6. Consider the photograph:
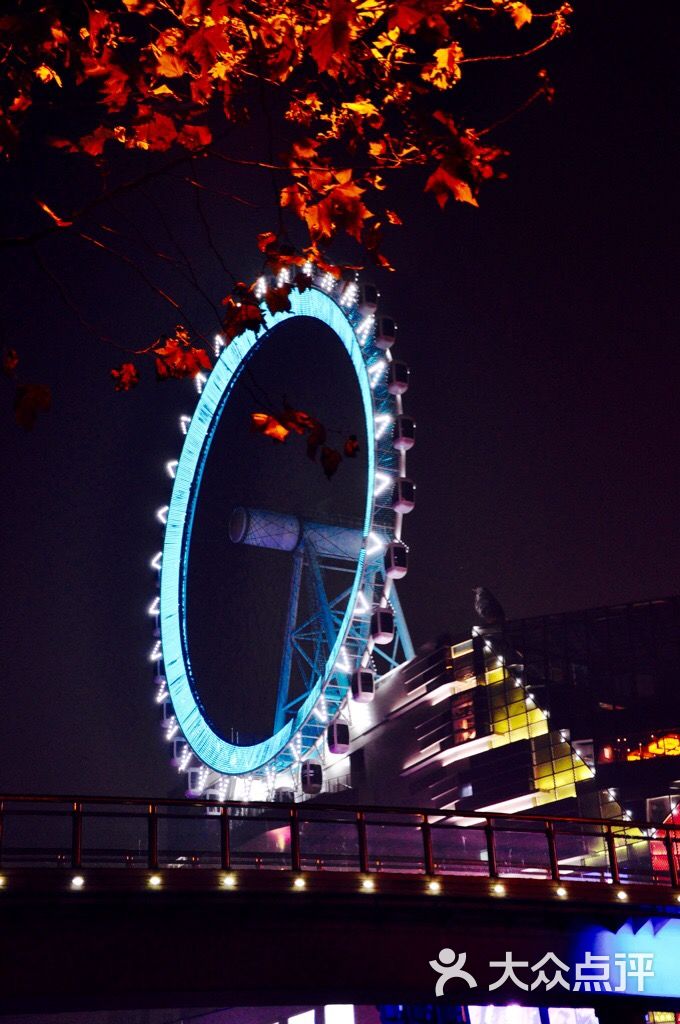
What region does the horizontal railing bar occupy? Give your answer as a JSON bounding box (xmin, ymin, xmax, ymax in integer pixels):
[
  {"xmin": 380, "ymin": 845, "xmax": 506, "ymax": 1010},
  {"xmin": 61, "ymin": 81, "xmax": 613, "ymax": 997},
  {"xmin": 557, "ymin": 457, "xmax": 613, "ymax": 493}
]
[{"xmin": 0, "ymin": 793, "xmax": 676, "ymax": 836}]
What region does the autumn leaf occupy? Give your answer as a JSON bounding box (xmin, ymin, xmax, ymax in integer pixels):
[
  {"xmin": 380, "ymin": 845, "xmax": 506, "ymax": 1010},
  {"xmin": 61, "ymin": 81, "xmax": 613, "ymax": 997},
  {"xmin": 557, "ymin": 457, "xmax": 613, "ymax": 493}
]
[
  {"xmin": 264, "ymin": 285, "xmax": 292, "ymax": 315},
  {"xmin": 309, "ymin": 0, "xmax": 358, "ymax": 73},
  {"xmin": 386, "ymin": 209, "xmax": 403, "ymax": 225},
  {"xmin": 257, "ymin": 231, "xmax": 278, "ymax": 253},
  {"xmin": 154, "ymin": 328, "xmax": 212, "ymax": 380},
  {"xmin": 342, "ymin": 99, "xmax": 381, "ymax": 118},
  {"xmin": 508, "ymin": 2, "xmax": 533, "ymax": 29},
  {"xmin": 2, "ymin": 347, "xmax": 19, "ymax": 376},
  {"xmin": 110, "ymin": 362, "xmax": 140, "ymax": 391},
  {"xmin": 132, "ymin": 112, "xmax": 177, "ymax": 151},
  {"xmin": 320, "ymin": 445, "xmax": 342, "ymax": 479},
  {"xmin": 251, "ymin": 412, "xmax": 290, "ymax": 443},
  {"xmin": 35, "ymin": 64, "xmax": 62, "ymax": 87},
  {"xmin": 14, "ymin": 383, "xmax": 52, "ymax": 430},
  {"xmin": 280, "ymin": 402, "xmax": 316, "ymax": 435},
  {"xmin": 422, "ymin": 44, "xmax": 463, "ymax": 90},
  {"xmin": 306, "ymin": 419, "xmax": 327, "ymax": 460},
  {"xmin": 222, "ymin": 288, "xmax": 265, "ymax": 341},
  {"xmin": 425, "ymin": 163, "xmax": 478, "ymax": 208},
  {"xmin": 343, "ymin": 434, "xmax": 359, "ymax": 457}
]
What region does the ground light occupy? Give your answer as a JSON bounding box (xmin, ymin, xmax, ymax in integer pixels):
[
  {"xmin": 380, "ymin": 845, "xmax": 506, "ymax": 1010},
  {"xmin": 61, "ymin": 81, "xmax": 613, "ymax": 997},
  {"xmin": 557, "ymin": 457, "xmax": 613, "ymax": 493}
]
[
  {"xmin": 293, "ymin": 876, "xmax": 306, "ymax": 890},
  {"xmin": 617, "ymin": 889, "xmax": 628, "ymax": 900},
  {"xmin": 428, "ymin": 879, "xmax": 441, "ymax": 894},
  {"xmin": 361, "ymin": 877, "xmax": 375, "ymax": 891},
  {"xmin": 493, "ymin": 882, "xmax": 506, "ymax": 896},
  {"xmin": 556, "ymin": 886, "xmax": 568, "ymax": 898},
  {"xmin": 221, "ymin": 874, "xmax": 237, "ymax": 888},
  {"xmin": 71, "ymin": 875, "xmax": 84, "ymax": 889},
  {"xmin": 148, "ymin": 874, "xmax": 162, "ymax": 888}
]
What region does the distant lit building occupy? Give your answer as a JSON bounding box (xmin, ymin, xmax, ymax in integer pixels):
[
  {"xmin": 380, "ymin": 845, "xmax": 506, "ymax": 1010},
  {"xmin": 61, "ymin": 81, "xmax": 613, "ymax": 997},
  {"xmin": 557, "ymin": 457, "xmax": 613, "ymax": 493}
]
[{"xmin": 322, "ymin": 595, "xmax": 680, "ymax": 826}]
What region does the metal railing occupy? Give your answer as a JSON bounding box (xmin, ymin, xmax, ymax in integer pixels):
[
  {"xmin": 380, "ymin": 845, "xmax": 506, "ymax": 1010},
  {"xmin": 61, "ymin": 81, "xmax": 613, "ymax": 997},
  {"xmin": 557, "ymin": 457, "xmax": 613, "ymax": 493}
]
[{"xmin": 0, "ymin": 793, "xmax": 678, "ymax": 889}]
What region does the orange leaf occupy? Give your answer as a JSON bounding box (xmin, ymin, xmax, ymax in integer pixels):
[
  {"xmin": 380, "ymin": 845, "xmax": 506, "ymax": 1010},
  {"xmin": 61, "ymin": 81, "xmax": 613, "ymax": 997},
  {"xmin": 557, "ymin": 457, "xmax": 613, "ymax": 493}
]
[
  {"xmin": 251, "ymin": 412, "xmax": 289, "ymax": 443},
  {"xmin": 508, "ymin": 2, "xmax": 532, "ymax": 28},
  {"xmin": 425, "ymin": 164, "xmax": 478, "ymax": 208},
  {"xmin": 257, "ymin": 231, "xmax": 278, "ymax": 253},
  {"xmin": 154, "ymin": 331, "xmax": 212, "ymax": 380}
]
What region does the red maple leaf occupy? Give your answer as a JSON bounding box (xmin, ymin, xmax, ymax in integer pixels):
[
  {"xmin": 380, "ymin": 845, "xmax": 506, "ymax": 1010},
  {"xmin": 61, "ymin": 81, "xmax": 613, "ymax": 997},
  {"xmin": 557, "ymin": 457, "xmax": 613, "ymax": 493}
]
[
  {"xmin": 264, "ymin": 285, "xmax": 292, "ymax": 315},
  {"xmin": 320, "ymin": 445, "xmax": 342, "ymax": 479},
  {"xmin": 343, "ymin": 434, "xmax": 359, "ymax": 457},
  {"xmin": 110, "ymin": 362, "xmax": 140, "ymax": 391},
  {"xmin": 222, "ymin": 289, "xmax": 265, "ymax": 341},
  {"xmin": 154, "ymin": 331, "xmax": 211, "ymax": 380}
]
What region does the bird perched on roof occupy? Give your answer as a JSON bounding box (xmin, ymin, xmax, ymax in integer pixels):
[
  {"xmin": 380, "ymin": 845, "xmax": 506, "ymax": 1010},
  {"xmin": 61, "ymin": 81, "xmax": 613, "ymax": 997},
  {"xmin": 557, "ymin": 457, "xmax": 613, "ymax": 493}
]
[{"xmin": 473, "ymin": 587, "xmax": 506, "ymax": 627}]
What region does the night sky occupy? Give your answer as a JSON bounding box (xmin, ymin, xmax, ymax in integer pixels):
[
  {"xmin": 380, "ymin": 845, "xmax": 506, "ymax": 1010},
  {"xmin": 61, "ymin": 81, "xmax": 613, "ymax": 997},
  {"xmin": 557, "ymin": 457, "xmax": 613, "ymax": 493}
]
[{"xmin": 1, "ymin": 3, "xmax": 678, "ymax": 797}]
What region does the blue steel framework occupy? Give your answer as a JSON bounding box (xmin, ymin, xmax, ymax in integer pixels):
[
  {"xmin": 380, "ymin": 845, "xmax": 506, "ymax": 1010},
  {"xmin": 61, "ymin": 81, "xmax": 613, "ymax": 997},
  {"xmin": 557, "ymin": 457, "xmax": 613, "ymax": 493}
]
[{"xmin": 154, "ymin": 279, "xmax": 413, "ymax": 786}]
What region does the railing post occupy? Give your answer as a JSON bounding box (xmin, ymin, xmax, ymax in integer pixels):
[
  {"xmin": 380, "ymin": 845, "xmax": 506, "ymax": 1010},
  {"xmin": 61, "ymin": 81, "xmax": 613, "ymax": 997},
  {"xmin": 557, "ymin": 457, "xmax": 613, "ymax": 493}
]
[
  {"xmin": 220, "ymin": 806, "xmax": 231, "ymax": 870},
  {"xmin": 545, "ymin": 820, "xmax": 560, "ymax": 882},
  {"xmin": 664, "ymin": 829, "xmax": 679, "ymax": 889},
  {"xmin": 289, "ymin": 806, "xmax": 301, "ymax": 872},
  {"xmin": 485, "ymin": 819, "xmax": 498, "ymax": 879},
  {"xmin": 421, "ymin": 814, "xmax": 435, "ymax": 875},
  {"xmin": 148, "ymin": 803, "xmax": 159, "ymax": 870},
  {"xmin": 0, "ymin": 800, "xmax": 4, "ymax": 867},
  {"xmin": 356, "ymin": 810, "xmax": 369, "ymax": 873},
  {"xmin": 71, "ymin": 801, "xmax": 83, "ymax": 869},
  {"xmin": 605, "ymin": 824, "xmax": 620, "ymax": 885}
]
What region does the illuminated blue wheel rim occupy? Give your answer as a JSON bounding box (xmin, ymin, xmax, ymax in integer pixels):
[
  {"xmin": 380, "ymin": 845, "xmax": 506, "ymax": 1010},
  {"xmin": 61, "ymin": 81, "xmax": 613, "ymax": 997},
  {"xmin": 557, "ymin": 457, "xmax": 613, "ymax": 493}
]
[{"xmin": 160, "ymin": 286, "xmax": 380, "ymax": 775}]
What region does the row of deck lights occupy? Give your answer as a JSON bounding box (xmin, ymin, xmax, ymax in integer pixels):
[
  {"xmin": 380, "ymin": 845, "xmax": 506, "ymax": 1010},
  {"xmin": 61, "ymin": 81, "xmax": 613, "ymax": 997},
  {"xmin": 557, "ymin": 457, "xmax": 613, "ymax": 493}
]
[{"xmin": 1, "ymin": 873, "xmax": 672, "ymax": 905}]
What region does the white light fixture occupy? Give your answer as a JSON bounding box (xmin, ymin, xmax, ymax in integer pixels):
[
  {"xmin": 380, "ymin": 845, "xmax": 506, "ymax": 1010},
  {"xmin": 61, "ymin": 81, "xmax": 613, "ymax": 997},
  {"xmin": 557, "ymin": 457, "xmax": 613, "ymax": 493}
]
[
  {"xmin": 365, "ymin": 531, "xmax": 385, "ymax": 557},
  {"xmin": 374, "ymin": 470, "xmax": 392, "ymax": 497},
  {"xmin": 150, "ymin": 551, "xmax": 162, "ymax": 571},
  {"xmin": 221, "ymin": 874, "xmax": 237, "ymax": 888},
  {"xmin": 616, "ymin": 889, "xmax": 628, "ymax": 901},
  {"xmin": 149, "ymin": 640, "xmax": 162, "ymax": 663},
  {"xmin": 293, "ymin": 875, "xmax": 306, "ymax": 889},
  {"xmin": 147, "ymin": 596, "xmax": 160, "ymax": 617},
  {"xmin": 71, "ymin": 875, "xmax": 85, "ymax": 889},
  {"xmin": 156, "ymin": 506, "xmax": 169, "ymax": 525},
  {"xmin": 148, "ymin": 874, "xmax": 162, "ymax": 888},
  {"xmin": 194, "ymin": 372, "xmax": 207, "ymax": 395},
  {"xmin": 493, "ymin": 882, "xmax": 506, "ymax": 896},
  {"xmin": 179, "ymin": 414, "xmax": 191, "ymax": 434},
  {"xmin": 368, "ymin": 359, "xmax": 386, "ymax": 389},
  {"xmin": 428, "ymin": 879, "xmax": 441, "ymax": 894},
  {"xmin": 556, "ymin": 886, "xmax": 567, "ymax": 898},
  {"xmin": 165, "ymin": 460, "xmax": 178, "ymax": 479},
  {"xmin": 374, "ymin": 413, "xmax": 392, "ymax": 440},
  {"xmin": 361, "ymin": 877, "xmax": 375, "ymax": 891}
]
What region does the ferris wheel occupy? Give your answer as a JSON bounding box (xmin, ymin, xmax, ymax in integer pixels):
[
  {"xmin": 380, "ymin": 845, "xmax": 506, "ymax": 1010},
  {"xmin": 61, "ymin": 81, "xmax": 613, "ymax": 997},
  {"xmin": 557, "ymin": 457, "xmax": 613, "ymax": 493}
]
[{"xmin": 148, "ymin": 267, "xmax": 415, "ymax": 801}]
